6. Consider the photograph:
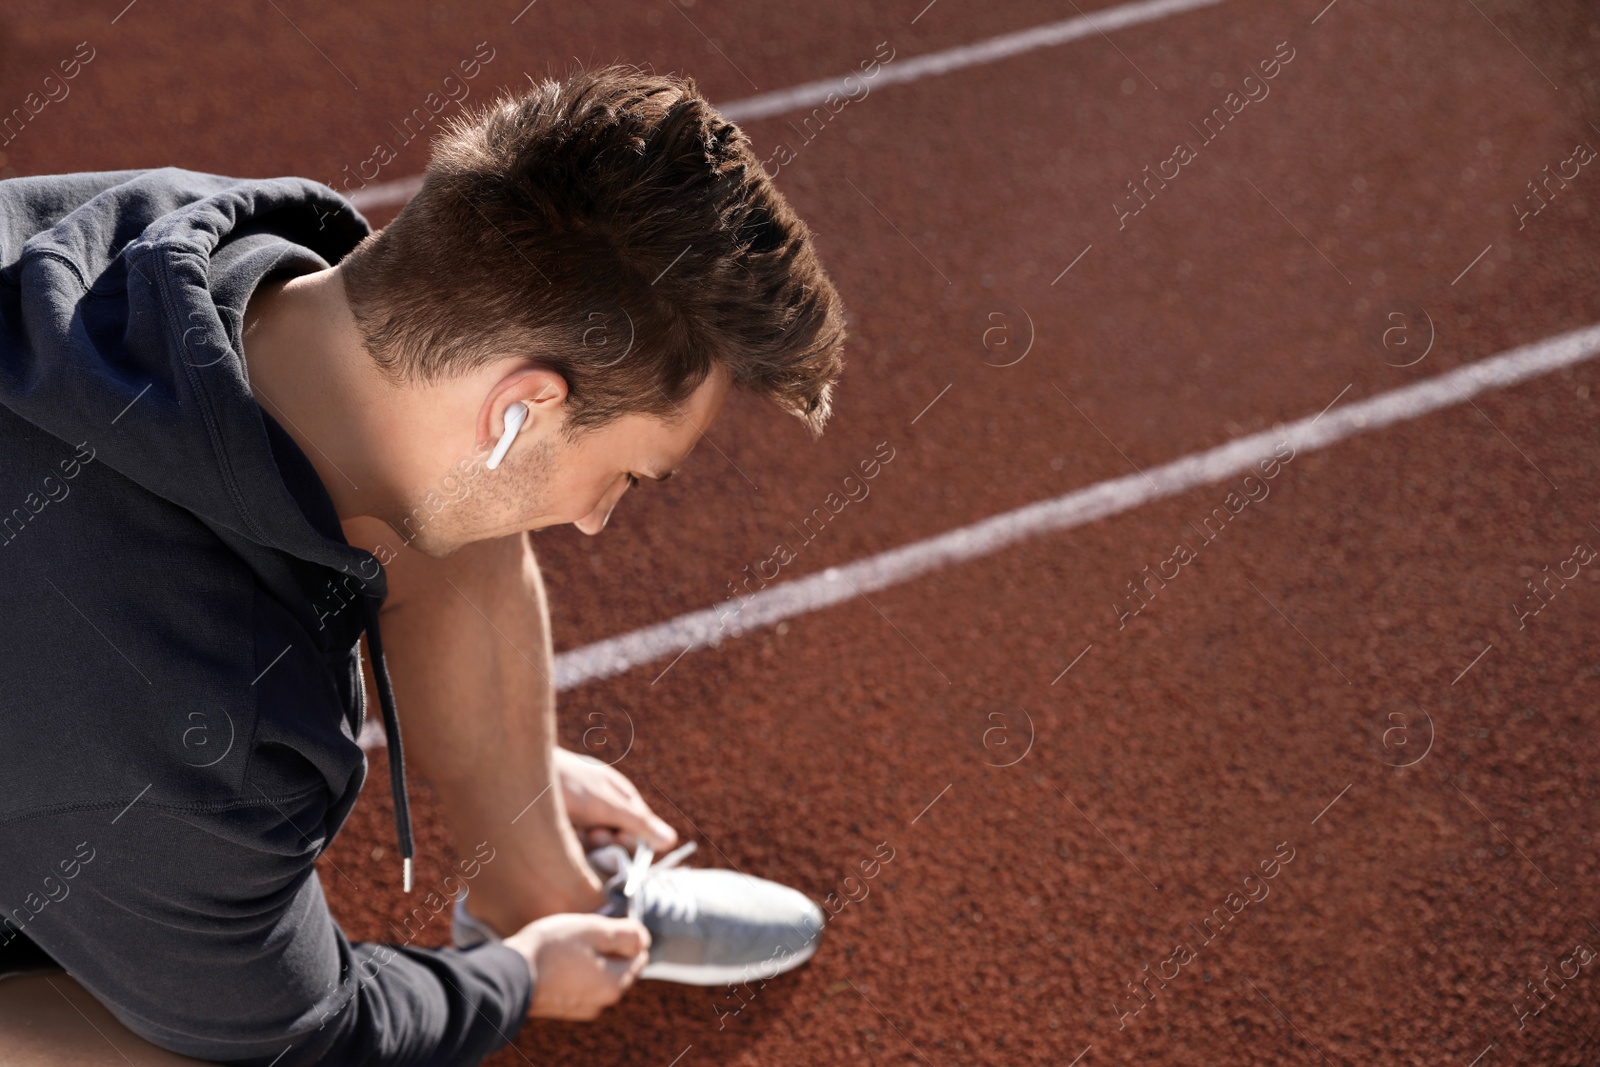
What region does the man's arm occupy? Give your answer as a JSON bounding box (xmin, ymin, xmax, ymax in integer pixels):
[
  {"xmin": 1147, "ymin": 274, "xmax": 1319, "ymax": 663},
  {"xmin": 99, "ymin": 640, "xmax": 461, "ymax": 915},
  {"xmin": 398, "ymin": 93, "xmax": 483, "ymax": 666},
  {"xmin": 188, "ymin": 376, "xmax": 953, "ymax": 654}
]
[
  {"xmin": 343, "ymin": 519, "xmax": 605, "ymax": 935},
  {"xmin": 2, "ymin": 796, "xmax": 533, "ymax": 1067}
]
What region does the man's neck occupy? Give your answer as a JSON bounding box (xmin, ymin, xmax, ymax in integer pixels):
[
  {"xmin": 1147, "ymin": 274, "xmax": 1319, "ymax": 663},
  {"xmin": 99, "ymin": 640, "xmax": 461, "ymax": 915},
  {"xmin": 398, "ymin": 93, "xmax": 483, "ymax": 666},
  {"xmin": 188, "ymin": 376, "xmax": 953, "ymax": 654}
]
[{"xmin": 241, "ymin": 266, "xmax": 393, "ymax": 524}]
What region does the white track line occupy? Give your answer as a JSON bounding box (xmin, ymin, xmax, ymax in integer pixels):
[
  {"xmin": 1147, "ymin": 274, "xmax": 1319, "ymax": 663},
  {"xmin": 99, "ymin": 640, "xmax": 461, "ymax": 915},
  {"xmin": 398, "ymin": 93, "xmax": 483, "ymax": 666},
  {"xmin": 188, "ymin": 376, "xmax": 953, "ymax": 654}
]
[
  {"xmin": 547, "ymin": 323, "xmax": 1600, "ymax": 692},
  {"xmin": 357, "ymin": 324, "xmax": 1600, "ymax": 750},
  {"xmin": 349, "ymin": 173, "xmax": 423, "ymax": 212},
  {"xmin": 348, "ymin": 0, "xmax": 1229, "ymax": 215},
  {"xmin": 718, "ymin": 0, "xmax": 1228, "ymax": 122}
]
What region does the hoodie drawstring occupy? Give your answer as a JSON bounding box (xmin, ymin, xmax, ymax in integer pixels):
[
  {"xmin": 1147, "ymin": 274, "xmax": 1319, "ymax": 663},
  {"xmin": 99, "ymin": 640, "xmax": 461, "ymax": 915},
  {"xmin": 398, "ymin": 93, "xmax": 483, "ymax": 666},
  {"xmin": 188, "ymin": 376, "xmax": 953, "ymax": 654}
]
[{"xmin": 362, "ymin": 595, "xmax": 415, "ymax": 893}]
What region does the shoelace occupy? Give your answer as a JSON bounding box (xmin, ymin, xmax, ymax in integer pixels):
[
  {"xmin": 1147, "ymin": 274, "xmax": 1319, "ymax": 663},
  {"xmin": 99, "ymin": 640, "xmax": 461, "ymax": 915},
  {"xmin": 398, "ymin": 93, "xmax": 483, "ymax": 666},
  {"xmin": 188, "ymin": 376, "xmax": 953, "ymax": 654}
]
[
  {"xmin": 453, "ymin": 839, "xmax": 705, "ymax": 948},
  {"xmin": 621, "ymin": 840, "xmax": 699, "ymax": 924}
]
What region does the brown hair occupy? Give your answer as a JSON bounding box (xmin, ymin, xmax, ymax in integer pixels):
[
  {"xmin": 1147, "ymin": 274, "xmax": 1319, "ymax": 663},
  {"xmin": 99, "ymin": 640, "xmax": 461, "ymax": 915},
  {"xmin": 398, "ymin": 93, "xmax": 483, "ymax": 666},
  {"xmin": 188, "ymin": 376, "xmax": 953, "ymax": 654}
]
[{"xmin": 339, "ymin": 65, "xmax": 846, "ymax": 438}]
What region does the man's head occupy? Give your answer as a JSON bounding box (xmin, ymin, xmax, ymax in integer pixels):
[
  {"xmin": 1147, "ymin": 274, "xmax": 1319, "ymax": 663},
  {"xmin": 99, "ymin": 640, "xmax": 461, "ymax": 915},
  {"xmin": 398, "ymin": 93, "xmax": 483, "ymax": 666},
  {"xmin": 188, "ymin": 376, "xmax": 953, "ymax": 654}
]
[{"xmin": 336, "ymin": 65, "xmax": 846, "ymax": 554}]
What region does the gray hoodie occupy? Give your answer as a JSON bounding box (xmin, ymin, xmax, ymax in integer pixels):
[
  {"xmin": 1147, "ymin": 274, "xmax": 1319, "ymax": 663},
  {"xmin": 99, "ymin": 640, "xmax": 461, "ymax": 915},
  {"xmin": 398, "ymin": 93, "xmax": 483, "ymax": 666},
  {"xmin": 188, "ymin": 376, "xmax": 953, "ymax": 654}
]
[{"xmin": 0, "ymin": 168, "xmax": 531, "ymax": 1065}]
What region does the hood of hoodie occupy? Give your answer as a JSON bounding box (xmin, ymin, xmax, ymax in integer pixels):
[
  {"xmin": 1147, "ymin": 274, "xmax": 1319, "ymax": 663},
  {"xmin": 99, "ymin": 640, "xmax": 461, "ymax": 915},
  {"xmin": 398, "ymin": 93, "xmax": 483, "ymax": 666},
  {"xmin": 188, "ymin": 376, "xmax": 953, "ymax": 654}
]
[
  {"xmin": 0, "ymin": 167, "xmax": 418, "ymax": 887},
  {"xmin": 0, "ymin": 167, "xmax": 379, "ymax": 583}
]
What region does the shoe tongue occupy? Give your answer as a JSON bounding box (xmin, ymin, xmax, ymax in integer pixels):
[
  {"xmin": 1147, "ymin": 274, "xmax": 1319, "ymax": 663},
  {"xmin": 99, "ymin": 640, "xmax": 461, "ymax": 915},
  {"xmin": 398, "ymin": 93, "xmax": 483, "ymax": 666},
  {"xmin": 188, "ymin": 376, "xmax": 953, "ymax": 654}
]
[
  {"xmin": 585, "ymin": 843, "xmax": 631, "ymax": 878},
  {"xmin": 585, "ymin": 844, "xmax": 635, "ymax": 914}
]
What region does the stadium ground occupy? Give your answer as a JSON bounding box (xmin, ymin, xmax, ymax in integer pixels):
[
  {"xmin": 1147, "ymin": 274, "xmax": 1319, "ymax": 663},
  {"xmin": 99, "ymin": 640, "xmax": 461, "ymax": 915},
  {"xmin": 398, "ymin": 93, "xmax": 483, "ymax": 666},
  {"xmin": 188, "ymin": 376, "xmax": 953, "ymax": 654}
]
[{"xmin": 3, "ymin": 1, "xmax": 1600, "ymax": 1062}]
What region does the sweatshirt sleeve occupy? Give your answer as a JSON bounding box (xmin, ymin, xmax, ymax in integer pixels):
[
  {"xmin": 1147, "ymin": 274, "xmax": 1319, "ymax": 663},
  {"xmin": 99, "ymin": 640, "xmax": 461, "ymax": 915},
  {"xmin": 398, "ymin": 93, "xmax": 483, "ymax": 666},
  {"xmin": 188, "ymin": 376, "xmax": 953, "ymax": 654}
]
[{"xmin": 0, "ymin": 791, "xmax": 533, "ymax": 1067}]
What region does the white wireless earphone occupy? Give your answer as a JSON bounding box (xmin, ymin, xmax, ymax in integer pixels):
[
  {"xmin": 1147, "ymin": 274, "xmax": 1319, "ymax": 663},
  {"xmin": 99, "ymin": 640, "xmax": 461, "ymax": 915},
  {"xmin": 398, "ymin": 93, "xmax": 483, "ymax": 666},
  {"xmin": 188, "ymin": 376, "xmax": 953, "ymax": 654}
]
[{"xmin": 485, "ymin": 401, "xmax": 530, "ymax": 471}]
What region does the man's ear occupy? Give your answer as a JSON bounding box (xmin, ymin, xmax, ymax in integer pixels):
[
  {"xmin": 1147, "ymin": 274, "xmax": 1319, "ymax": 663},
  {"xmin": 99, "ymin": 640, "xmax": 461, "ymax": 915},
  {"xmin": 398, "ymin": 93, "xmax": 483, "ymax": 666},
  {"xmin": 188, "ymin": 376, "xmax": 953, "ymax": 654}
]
[{"xmin": 479, "ymin": 364, "xmax": 569, "ymax": 453}]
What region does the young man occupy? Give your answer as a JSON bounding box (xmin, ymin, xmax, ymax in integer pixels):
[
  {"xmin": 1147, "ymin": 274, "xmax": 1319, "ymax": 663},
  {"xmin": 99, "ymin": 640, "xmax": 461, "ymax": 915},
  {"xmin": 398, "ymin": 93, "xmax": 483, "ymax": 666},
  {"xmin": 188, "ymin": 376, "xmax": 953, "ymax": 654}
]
[{"xmin": 0, "ymin": 66, "xmax": 846, "ymax": 1065}]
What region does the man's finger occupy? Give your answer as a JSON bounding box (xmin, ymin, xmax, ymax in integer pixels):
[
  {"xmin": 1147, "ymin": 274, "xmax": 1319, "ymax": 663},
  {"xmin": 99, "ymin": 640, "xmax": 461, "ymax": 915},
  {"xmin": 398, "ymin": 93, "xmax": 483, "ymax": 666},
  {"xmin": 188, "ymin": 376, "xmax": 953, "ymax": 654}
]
[
  {"xmin": 607, "ymin": 807, "xmax": 677, "ymax": 851},
  {"xmin": 602, "ymin": 952, "xmax": 648, "ymax": 991},
  {"xmin": 642, "ymin": 814, "xmax": 678, "ymax": 850},
  {"xmin": 587, "ymin": 918, "xmax": 651, "ymax": 958}
]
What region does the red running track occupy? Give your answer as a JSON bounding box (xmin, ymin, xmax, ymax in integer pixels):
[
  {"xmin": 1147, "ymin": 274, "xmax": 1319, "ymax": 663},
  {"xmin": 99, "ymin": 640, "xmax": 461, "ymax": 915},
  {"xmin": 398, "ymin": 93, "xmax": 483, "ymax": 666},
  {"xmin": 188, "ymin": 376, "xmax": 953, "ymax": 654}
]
[{"xmin": 4, "ymin": 0, "xmax": 1600, "ymax": 1063}]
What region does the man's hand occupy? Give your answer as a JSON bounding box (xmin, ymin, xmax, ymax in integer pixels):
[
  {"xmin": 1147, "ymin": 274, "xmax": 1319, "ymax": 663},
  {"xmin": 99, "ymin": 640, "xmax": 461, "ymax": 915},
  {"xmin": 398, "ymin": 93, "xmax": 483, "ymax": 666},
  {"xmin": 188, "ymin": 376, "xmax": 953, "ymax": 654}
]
[
  {"xmin": 505, "ymin": 914, "xmax": 652, "ymax": 1021},
  {"xmin": 554, "ymin": 747, "xmax": 679, "ymax": 853}
]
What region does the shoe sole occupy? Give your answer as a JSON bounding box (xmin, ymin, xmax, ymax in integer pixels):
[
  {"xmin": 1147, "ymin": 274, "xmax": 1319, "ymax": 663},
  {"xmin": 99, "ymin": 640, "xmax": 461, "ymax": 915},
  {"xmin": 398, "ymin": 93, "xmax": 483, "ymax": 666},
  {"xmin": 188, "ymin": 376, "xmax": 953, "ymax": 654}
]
[{"xmin": 639, "ymin": 935, "xmax": 821, "ymax": 986}]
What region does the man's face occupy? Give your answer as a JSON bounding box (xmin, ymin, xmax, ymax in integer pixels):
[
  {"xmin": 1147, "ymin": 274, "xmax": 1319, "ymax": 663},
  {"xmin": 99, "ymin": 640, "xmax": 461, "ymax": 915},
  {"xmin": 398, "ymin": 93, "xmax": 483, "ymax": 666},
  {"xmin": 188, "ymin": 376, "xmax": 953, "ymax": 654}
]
[{"xmin": 394, "ymin": 363, "xmax": 733, "ymax": 556}]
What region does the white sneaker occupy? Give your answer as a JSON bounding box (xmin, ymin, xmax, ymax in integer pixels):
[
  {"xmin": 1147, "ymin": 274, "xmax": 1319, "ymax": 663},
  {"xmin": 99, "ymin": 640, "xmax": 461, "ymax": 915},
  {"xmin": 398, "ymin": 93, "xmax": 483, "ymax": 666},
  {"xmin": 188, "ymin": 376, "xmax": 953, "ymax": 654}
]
[{"xmin": 452, "ymin": 841, "xmax": 825, "ymax": 987}]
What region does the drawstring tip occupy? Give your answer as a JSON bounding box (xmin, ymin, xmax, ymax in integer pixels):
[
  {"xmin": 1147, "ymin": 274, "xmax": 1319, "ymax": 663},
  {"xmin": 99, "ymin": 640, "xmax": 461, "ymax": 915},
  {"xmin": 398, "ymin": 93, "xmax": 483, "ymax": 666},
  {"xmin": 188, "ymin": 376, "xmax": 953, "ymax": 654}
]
[{"xmin": 403, "ymin": 857, "xmax": 414, "ymax": 894}]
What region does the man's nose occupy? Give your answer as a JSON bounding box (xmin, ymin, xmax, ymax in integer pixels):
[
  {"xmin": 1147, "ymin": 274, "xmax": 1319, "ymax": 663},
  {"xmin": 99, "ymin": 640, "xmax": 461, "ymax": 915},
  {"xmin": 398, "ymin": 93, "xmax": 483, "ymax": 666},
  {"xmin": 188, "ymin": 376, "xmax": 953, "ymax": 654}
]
[{"xmin": 575, "ymin": 479, "xmax": 629, "ymax": 536}]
